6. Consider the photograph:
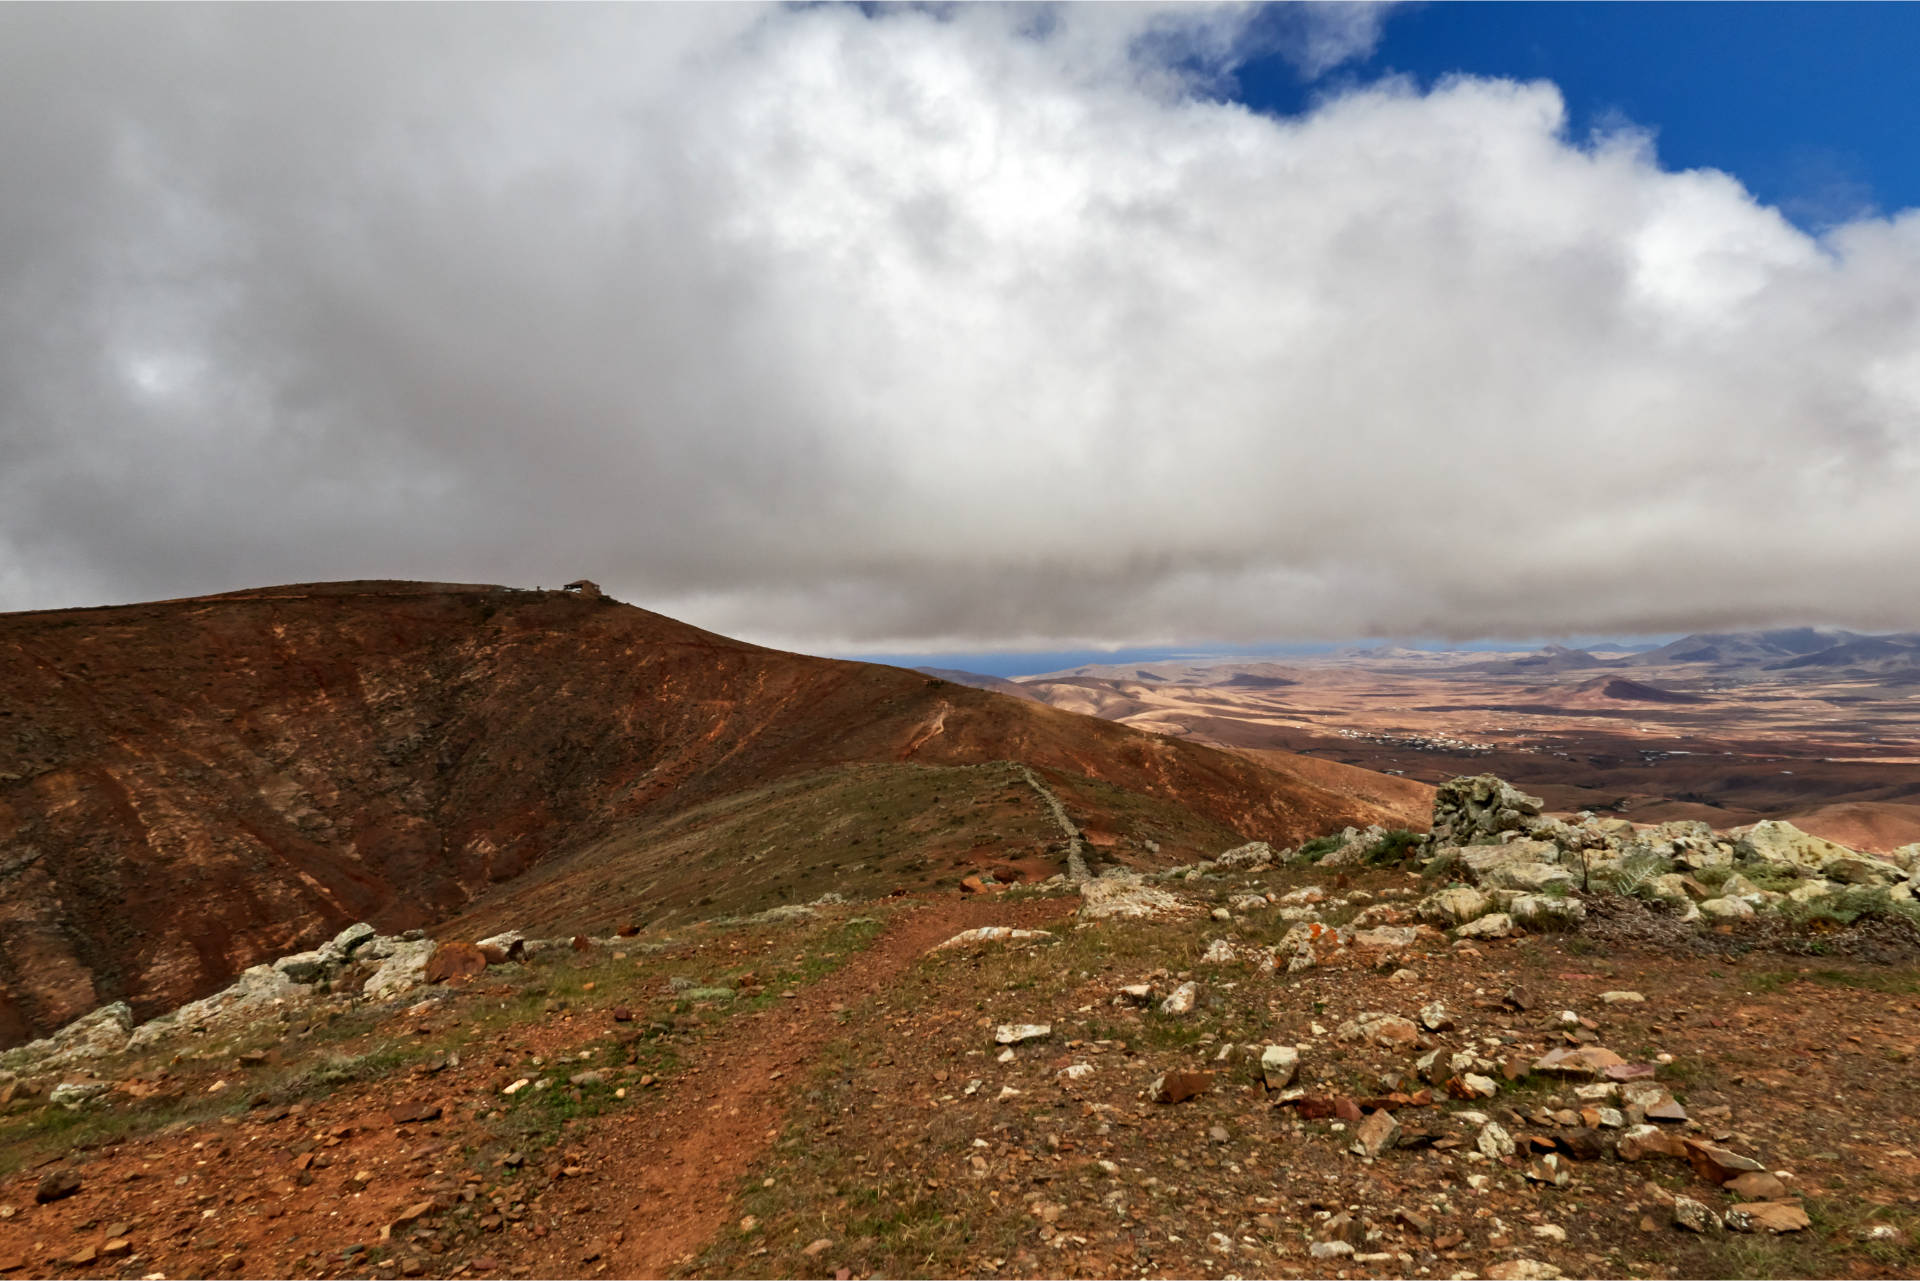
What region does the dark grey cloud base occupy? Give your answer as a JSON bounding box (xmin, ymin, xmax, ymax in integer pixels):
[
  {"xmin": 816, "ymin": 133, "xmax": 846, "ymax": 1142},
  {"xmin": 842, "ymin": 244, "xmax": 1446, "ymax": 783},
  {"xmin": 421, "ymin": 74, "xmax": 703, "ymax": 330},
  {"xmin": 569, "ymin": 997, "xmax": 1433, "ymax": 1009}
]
[{"xmin": 2, "ymin": 5, "xmax": 1917, "ymax": 651}]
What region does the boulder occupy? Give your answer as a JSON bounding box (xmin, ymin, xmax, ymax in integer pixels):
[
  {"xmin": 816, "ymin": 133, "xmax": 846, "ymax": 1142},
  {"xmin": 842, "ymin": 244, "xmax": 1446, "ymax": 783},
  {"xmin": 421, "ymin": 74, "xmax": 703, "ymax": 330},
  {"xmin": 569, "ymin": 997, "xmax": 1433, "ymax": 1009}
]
[
  {"xmin": 1417, "ymin": 886, "xmax": 1492, "ymax": 926},
  {"xmin": 1509, "ymin": 893, "xmax": 1587, "ymax": 930},
  {"xmin": 424, "ymin": 942, "xmax": 489, "ymax": 984},
  {"xmin": 274, "ymin": 950, "xmax": 335, "ymax": 986},
  {"xmin": 1735, "ymin": 821, "xmax": 1858, "ymax": 874},
  {"xmin": 1471, "ymin": 856, "xmax": 1575, "ymax": 895},
  {"xmin": 1699, "ymin": 897, "xmax": 1755, "ymax": 920},
  {"xmin": 329, "ymin": 922, "xmax": 379, "ymax": 959},
  {"xmin": 363, "ymin": 939, "xmax": 437, "ymax": 1000},
  {"xmin": 1454, "ymin": 912, "xmax": 1514, "ymax": 940},
  {"xmin": 1460, "ymin": 839, "xmax": 1564, "ymax": 883},
  {"xmin": 1822, "ymin": 855, "xmax": 1905, "ymax": 886},
  {"xmin": 1318, "ymin": 825, "xmax": 1389, "ymax": 868},
  {"xmin": 1214, "ymin": 841, "xmax": 1275, "ymax": 869}
]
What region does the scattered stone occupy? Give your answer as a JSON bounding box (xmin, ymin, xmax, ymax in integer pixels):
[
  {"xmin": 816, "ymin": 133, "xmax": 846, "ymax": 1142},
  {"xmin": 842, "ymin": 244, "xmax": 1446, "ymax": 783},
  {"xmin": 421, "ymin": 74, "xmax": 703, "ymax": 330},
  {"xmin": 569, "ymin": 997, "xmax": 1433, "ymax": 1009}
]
[
  {"xmin": 34, "ymin": 1170, "xmax": 81, "ymax": 1203},
  {"xmin": 1350, "ymin": 1108, "xmax": 1400, "ymax": 1158},
  {"xmin": 1454, "ymin": 1073, "xmax": 1499, "ymax": 1100},
  {"xmin": 1525, "ymin": 1153, "xmax": 1572, "ymax": 1187},
  {"xmin": 1699, "ymin": 897, "xmax": 1755, "ymax": 920},
  {"xmin": 803, "ymin": 1238, "xmax": 833, "ymax": 1258},
  {"xmin": 1599, "ymin": 990, "xmax": 1645, "ymax": 1004},
  {"xmin": 1418, "ymin": 1001, "xmax": 1453, "ymax": 1032},
  {"xmin": 1260, "ymin": 1044, "xmax": 1300, "ymax": 1090},
  {"xmin": 929, "ymin": 927, "xmax": 1054, "ymax": 952},
  {"xmin": 1158, "ymin": 982, "xmax": 1199, "ymax": 1017},
  {"xmin": 993, "ymin": 1023, "xmax": 1052, "ymax": 1046},
  {"xmin": 389, "ymin": 1101, "xmax": 443, "ymax": 1126},
  {"xmin": 1682, "ymin": 1139, "xmax": 1765, "ymax": 1185},
  {"xmin": 1308, "ymin": 1241, "xmax": 1355, "ymax": 1261},
  {"xmin": 1113, "ymin": 984, "xmax": 1154, "ymax": 1006},
  {"xmin": 1477, "ymin": 1122, "xmax": 1515, "ymax": 1159},
  {"xmin": 1672, "ymin": 1196, "xmax": 1723, "ymax": 1233},
  {"xmin": 1148, "ymin": 1071, "xmax": 1214, "ymax": 1104}
]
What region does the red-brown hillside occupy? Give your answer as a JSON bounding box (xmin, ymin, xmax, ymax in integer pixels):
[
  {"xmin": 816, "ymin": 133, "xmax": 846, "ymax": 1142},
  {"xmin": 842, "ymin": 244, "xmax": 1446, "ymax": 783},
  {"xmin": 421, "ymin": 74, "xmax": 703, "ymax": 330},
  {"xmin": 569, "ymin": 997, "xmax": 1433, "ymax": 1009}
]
[{"xmin": 0, "ymin": 581, "xmax": 1405, "ymax": 1045}]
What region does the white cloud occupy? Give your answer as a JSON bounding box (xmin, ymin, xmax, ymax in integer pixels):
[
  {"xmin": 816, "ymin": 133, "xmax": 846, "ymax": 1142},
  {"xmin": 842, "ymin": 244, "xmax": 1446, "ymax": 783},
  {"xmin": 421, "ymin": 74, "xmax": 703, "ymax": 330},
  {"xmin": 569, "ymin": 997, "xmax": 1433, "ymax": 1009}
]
[{"xmin": 1, "ymin": 4, "xmax": 1917, "ymax": 649}]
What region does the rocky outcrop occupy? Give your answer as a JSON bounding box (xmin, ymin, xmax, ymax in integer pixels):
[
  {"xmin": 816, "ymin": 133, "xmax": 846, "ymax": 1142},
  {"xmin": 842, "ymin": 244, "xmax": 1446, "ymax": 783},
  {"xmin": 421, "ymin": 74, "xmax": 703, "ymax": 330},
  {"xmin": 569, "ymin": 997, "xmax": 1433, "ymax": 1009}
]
[
  {"xmin": 1430, "ymin": 775, "xmax": 1545, "ymax": 846},
  {"xmin": 1404, "ymin": 776, "xmax": 1920, "ymax": 940}
]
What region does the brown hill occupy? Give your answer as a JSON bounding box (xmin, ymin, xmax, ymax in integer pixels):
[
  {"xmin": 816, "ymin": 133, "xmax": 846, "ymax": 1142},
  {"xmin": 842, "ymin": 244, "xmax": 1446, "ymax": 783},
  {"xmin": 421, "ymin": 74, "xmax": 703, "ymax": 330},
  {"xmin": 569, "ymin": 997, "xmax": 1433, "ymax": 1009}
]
[
  {"xmin": 0, "ymin": 581, "xmax": 1404, "ymax": 1046},
  {"xmin": 1546, "ymin": 676, "xmax": 1711, "ymax": 708}
]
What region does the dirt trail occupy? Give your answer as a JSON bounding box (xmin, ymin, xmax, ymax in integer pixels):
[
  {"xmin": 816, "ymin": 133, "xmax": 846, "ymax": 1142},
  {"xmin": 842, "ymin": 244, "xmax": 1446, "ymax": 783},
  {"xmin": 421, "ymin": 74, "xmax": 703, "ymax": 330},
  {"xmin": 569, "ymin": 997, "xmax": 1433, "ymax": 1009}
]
[{"xmin": 514, "ymin": 894, "xmax": 1077, "ymax": 1278}]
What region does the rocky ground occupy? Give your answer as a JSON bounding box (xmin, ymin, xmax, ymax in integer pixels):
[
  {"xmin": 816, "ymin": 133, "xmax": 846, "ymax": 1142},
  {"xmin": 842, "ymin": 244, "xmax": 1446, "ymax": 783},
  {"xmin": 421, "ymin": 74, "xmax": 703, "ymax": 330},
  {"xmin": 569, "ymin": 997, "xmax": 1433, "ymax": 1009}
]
[{"xmin": 0, "ymin": 778, "xmax": 1917, "ymax": 1280}]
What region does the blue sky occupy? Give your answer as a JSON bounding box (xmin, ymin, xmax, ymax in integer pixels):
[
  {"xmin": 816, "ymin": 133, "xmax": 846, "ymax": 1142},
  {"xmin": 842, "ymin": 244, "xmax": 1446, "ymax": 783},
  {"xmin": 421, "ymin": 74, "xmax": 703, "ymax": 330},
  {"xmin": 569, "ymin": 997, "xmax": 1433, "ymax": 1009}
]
[
  {"xmin": 1238, "ymin": 2, "xmax": 1918, "ymax": 227},
  {"xmin": 834, "ymin": 2, "xmax": 1920, "ymax": 676}
]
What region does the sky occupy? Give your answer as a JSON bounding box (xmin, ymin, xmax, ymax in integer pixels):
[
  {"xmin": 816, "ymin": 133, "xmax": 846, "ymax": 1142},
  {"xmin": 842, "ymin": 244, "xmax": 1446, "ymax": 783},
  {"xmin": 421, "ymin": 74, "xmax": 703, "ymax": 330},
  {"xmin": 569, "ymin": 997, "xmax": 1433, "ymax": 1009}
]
[{"xmin": 3, "ymin": 3, "xmax": 1918, "ymax": 657}]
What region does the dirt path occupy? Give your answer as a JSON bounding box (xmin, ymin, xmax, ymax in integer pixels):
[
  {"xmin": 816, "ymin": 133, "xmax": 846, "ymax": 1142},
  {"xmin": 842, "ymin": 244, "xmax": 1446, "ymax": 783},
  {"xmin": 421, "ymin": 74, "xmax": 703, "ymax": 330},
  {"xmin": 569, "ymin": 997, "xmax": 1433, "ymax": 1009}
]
[{"xmin": 502, "ymin": 894, "xmax": 1077, "ymax": 1279}]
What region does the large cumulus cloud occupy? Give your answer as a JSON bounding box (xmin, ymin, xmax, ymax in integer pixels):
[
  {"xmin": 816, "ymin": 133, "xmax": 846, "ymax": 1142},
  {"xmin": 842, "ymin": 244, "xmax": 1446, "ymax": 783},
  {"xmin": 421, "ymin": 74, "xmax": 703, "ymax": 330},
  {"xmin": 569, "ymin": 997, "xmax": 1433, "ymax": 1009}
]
[{"xmin": 1, "ymin": 3, "xmax": 1916, "ymax": 649}]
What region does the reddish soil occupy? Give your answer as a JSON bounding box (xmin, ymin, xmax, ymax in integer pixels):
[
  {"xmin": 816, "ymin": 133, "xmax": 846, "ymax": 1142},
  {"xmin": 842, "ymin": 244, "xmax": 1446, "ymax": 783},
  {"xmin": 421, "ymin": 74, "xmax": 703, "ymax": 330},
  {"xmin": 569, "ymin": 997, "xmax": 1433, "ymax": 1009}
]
[
  {"xmin": 5, "ymin": 881, "xmax": 1913, "ymax": 1281},
  {"xmin": 591, "ymin": 895, "xmax": 1078, "ymax": 1278}
]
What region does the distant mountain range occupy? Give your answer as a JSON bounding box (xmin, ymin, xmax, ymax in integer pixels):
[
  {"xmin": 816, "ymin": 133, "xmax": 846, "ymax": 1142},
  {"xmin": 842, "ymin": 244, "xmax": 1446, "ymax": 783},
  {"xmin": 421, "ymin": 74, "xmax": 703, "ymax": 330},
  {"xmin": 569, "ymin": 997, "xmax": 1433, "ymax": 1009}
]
[{"xmin": 1470, "ymin": 629, "xmax": 1920, "ymax": 681}]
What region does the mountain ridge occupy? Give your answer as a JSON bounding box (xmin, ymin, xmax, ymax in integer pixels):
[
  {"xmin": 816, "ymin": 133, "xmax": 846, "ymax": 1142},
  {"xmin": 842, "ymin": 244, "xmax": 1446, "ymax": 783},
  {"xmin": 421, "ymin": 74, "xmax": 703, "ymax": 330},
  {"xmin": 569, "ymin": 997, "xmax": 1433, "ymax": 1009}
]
[{"xmin": 0, "ymin": 581, "xmax": 1410, "ymax": 1046}]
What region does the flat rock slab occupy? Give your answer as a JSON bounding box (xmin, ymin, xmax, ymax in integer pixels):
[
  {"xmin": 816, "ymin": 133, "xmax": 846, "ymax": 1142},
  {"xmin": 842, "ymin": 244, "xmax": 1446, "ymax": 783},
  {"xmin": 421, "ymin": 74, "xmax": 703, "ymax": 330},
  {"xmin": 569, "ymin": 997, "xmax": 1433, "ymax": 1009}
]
[
  {"xmin": 1683, "ymin": 1138, "xmax": 1766, "ymax": 1184},
  {"xmin": 1726, "ymin": 1201, "xmax": 1811, "ymax": 1234},
  {"xmin": 389, "ymin": 1101, "xmax": 444, "ymax": 1126},
  {"xmin": 34, "ymin": 1170, "xmax": 81, "ymax": 1203}
]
